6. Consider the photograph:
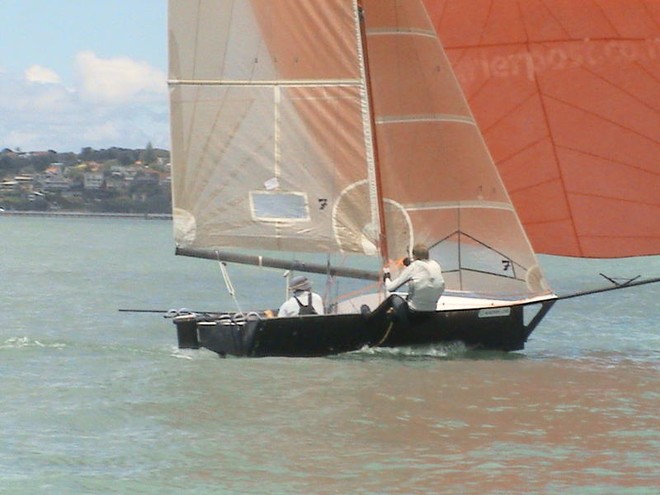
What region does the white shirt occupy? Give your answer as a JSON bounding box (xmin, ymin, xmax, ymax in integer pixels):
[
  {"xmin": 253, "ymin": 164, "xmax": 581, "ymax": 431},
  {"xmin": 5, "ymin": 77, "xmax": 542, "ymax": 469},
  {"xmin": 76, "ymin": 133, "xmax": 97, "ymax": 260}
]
[
  {"xmin": 277, "ymin": 290, "xmax": 325, "ymax": 317},
  {"xmin": 385, "ymin": 259, "xmax": 445, "ymax": 311}
]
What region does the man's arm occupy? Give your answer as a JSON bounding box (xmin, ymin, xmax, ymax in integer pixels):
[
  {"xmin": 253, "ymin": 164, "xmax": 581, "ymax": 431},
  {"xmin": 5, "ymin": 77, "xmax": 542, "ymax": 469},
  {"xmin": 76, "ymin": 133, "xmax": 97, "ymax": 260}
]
[{"xmin": 384, "ymin": 264, "xmax": 414, "ymax": 292}]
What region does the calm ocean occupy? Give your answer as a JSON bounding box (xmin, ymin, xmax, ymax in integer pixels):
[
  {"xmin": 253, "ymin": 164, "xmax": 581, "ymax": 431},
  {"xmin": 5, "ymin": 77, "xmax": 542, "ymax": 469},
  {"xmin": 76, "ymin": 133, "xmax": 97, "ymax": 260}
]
[{"xmin": 1, "ymin": 215, "xmax": 658, "ymax": 494}]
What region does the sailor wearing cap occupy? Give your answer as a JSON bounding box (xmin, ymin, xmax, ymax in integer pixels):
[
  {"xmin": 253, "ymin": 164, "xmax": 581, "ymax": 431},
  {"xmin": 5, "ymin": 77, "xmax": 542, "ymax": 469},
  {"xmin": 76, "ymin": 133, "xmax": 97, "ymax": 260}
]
[{"xmin": 277, "ymin": 275, "xmax": 325, "ymax": 317}]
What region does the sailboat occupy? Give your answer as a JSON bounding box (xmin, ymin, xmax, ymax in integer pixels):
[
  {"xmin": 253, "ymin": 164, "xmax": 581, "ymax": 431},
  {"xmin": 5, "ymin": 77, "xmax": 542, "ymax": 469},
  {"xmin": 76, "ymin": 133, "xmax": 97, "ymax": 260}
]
[{"xmin": 164, "ymin": 0, "xmax": 659, "ymax": 358}]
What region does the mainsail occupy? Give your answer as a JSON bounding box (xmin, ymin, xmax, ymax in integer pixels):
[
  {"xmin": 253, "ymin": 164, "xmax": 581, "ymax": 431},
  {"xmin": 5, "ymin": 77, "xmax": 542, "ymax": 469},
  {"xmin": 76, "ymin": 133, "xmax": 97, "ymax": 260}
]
[
  {"xmin": 168, "ymin": 0, "xmax": 552, "ymax": 300},
  {"xmin": 169, "ymin": 0, "xmax": 378, "ymax": 254},
  {"xmin": 425, "ymin": 0, "xmax": 660, "ymax": 258}
]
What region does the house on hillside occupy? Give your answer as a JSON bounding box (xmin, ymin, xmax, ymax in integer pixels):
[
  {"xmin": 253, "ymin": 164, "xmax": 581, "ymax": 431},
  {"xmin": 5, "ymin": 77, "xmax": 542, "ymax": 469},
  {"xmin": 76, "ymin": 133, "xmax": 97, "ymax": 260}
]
[{"xmin": 83, "ymin": 172, "xmax": 105, "ymax": 190}]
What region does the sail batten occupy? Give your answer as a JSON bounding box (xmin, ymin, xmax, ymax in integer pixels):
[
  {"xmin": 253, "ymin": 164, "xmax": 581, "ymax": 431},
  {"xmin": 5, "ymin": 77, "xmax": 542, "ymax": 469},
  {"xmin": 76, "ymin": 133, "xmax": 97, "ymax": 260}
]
[
  {"xmin": 403, "ymin": 201, "xmax": 515, "ymax": 212},
  {"xmin": 367, "ymin": 28, "xmax": 437, "ymax": 38},
  {"xmin": 170, "ymin": 79, "xmax": 363, "ymax": 87},
  {"xmin": 376, "ymin": 114, "xmax": 476, "ymax": 125}
]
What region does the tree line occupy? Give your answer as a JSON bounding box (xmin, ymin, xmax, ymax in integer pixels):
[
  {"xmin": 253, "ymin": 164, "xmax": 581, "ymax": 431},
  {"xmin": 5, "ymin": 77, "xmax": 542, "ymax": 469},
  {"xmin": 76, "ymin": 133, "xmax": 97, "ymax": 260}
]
[
  {"xmin": 0, "ymin": 145, "xmax": 170, "ymax": 178},
  {"xmin": 0, "ymin": 144, "xmax": 172, "ymax": 214}
]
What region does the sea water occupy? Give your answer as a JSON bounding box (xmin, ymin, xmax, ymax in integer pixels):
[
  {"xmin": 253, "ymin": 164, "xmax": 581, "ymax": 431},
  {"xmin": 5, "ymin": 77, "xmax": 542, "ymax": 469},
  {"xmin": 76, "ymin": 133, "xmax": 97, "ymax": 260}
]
[{"xmin": 0, "ymin": 215, "xmax": 658, "ymax": 494}]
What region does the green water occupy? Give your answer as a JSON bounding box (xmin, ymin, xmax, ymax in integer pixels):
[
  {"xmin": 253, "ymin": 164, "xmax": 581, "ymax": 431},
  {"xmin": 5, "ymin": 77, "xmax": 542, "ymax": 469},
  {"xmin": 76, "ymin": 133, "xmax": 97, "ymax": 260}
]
[{"xmin": 1, "ymin": 216, "xmax": 658, "ymax": 494}]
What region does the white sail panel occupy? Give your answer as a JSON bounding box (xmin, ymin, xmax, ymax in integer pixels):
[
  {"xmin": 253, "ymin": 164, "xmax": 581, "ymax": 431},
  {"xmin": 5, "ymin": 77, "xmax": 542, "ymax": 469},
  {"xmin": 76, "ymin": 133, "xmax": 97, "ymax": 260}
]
[
  {"xmin": 363, "ymin": 0, "xmax": 550, "ymax": 298},
  {"xmin": 169, "ymin": 0, "xmax": 378, "ymax": 254},
  {"xmin": 169, "ymin": 0, "xmax": 362, "ymax": 83}
]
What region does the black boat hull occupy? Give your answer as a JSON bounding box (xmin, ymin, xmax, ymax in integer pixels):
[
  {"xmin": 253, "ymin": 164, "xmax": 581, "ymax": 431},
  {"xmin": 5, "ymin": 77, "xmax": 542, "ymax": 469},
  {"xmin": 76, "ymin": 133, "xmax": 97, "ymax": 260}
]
[{"xmin": 173, "ymin": 297, "xmax": 556, "ymax": 358}]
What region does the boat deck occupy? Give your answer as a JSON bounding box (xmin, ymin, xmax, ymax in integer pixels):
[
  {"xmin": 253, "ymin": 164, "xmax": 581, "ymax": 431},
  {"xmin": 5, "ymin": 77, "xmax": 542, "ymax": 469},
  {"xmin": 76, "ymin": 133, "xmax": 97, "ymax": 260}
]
[{"xmin": 335, "ymin": 291, "xmax": 557, "ymax": 314}]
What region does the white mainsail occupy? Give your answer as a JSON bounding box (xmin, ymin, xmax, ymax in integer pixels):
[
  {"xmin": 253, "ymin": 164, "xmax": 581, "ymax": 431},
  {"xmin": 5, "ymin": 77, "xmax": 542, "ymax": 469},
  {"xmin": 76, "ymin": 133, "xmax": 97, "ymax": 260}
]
[{"xmin": 169, "ymin": 0, "xmax": 379, "ymax": 254}]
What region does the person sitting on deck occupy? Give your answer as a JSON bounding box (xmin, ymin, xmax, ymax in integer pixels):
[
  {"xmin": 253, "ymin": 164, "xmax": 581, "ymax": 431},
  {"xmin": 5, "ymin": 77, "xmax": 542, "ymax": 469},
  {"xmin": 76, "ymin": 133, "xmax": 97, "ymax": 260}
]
[
  {"xmin": 383, "ymin": 243, "xmax": 445, "ymax": 312},
  {"xmin": 277, "ymin": 275, "xmax": 325, "ymax": 317}
]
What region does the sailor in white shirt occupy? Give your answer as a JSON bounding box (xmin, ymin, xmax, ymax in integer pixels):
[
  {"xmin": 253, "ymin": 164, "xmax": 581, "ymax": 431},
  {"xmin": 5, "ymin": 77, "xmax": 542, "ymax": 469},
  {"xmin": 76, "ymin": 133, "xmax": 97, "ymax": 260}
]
[
  {"xmin": 383, "ymin": 244, "xmax": 445, "ymax": 311},
  {"xmin": 277, "ymin": 275, "xmax": 325, "ymax": 317}
]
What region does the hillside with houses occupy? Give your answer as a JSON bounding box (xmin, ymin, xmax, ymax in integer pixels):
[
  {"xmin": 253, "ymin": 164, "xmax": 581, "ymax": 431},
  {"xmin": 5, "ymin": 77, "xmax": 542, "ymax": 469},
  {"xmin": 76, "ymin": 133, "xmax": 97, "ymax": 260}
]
[{"xmin": 0, "ymin": 145, "xmax": 172, "ymax": 214}]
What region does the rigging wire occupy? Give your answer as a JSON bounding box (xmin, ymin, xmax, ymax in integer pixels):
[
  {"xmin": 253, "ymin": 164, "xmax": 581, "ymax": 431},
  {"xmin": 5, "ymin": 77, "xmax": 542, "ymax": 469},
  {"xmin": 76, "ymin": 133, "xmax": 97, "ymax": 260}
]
[{"xmin": 216, "ymin": 252, "xmax": 243, "ymax": 315}]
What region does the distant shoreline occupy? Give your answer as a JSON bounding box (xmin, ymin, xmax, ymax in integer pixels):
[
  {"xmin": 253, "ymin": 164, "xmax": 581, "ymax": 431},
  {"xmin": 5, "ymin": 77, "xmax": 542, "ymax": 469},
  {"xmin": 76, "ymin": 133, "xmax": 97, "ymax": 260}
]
[{"xmin": 0, "ymin": 210, "xmax": 172, "ymax": 220}]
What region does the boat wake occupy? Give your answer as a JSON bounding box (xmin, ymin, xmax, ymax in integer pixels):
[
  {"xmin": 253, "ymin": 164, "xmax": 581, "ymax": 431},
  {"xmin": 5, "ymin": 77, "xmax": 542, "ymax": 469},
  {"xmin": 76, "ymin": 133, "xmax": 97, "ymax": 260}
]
[
  {"xmin": 0, "ymin": 337, "xmax": 67, "ymax": 350},
  {"xmin": 345, "ymin": 342, "xmax": 527, "ymax": 361},
  {"xmin": 169, "ymin": 347, "xmax": 198, "ymax": 360},
  {"xmin": 349, "ymin": 342, "xmax": 469, "ymax": 359}
]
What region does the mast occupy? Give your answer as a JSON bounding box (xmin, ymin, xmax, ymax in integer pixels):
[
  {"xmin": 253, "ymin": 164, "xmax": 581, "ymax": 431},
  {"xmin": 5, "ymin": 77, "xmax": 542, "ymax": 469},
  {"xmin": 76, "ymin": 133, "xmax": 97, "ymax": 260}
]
[{"xmin": 357, "ymin": 0, "xmax": 389, "ymax": 264}]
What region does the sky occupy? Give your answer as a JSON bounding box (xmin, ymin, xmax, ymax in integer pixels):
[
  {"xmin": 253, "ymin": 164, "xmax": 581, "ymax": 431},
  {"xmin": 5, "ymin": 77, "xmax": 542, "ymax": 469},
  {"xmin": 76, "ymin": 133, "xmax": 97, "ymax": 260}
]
[{"xmin": 0, "ymin": 0, "xmax": 169, "ymax": 153}]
